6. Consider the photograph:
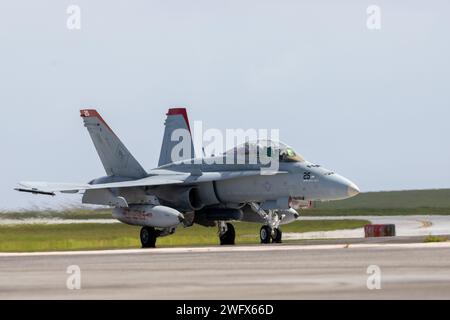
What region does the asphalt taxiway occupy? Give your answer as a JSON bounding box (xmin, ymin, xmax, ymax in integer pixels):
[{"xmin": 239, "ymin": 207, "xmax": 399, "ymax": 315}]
[{"xmin": 1, "ymin": 242, "xmax": 450, "ymax": 299}]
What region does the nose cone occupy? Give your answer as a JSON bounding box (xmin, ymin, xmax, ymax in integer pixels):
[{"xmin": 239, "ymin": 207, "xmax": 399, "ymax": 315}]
[
  {"xmin": 321, "ymin": 173, "xmax": 360, "ymax": 201},
  {"xmin": 347, "ymin": 182, "xmax": 360, "ymax": 198}
]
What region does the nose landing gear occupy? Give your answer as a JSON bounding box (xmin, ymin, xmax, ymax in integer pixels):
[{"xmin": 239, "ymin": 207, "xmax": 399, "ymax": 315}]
[
  {"xmin": 260, "ymin": 225, "xmax": 271, "ymax": 243},
  {"xmin": 251, "ymin": 203, "xmax": 284, "ymax": 244},
  {"xmin": 260, "ymin": 226, "xmax": 282, "ymax": 244},
  {"xmin": 271, "ymin": 227, "xmax": 282, "ymax": 243}
]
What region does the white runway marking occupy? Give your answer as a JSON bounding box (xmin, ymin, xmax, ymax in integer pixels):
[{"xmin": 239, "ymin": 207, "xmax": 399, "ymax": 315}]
[{"xmin": 1, "ymin": 242, "xmax": 449, "ymax": 258}]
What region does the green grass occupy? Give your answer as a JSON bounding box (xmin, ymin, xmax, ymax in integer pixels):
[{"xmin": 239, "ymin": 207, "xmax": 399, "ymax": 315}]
[
  {"xmin": 8, "ymin": 207, "xmax": 448, "ymax": 219},
  {"xmin": 424, "ymin": 235, "xmax": 448, "ymax": 243},
  {"xmin": 0, "ymin": 209, "xmax": 112, "ymax": 220},
  {"xmin": 4, "ymin": 189, "xmax": 450, "ymax": 220},
  {"xmin": 304, "ymin": 189, "xmax": 450, "ymax": 216},
  {"xmin": 314, "ymin": 189, "xmax": 450, "ymax": 209},
  {"xmin": 3, "ymin": 189, "xmax": 450, "ymax": 220},
  {"xmin": 303, "ymin": 207, "xmax": 450, "ymax": 216},
  {"xmin": 0, "ymin": 219, "xmax": 369, "ymax": 252}
]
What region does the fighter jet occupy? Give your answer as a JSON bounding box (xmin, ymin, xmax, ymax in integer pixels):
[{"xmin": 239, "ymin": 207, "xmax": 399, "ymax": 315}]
[{"xmin": 15, "ymin": 108, "xmax": 359, "ymax": 247}]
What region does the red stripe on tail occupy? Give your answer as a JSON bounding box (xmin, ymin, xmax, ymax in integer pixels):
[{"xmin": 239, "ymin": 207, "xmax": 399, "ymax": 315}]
[
  {"xmin": 80, "ymin": 109, "xmax": 114, "ymax": 133},
  {"xmin": 167, "ymin": 107, "xmax": 191, "ymax": 133}
]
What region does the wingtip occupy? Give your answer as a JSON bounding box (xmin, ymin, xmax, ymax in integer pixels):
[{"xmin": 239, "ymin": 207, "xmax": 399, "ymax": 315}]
[{"xmin": 14, "ymin": 187, "xmax": 55, "ymax": 196}]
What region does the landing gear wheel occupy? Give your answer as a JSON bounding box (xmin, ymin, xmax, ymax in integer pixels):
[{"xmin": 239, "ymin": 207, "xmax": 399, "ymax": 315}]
[
  {"xmin": 271, "ymin": 228, "xmax": 282, "ymax": 243},
  {"xmin": 260, "ymin": 225, "xmax": 272, "ymax": 244},
  {"xmin": 219, "ymin": 223, "xmax": 235, "ymax": 245},
  {"xmin": 140, "ymin": 226, "xmax": 157, "ymax": 248}
]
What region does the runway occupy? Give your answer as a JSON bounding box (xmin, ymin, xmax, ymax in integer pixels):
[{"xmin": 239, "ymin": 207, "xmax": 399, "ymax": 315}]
[{"xmin": 1, "ymin": 242, "xmax": 450, "ymax": 299}]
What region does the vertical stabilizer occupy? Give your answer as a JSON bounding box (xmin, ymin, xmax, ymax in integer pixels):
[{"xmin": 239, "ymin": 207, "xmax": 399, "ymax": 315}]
[
  {"xmin": 158, "ymin": 108, "xmax": 195, "ymax": 166},
  {"xmin": 80, "ymin": 109, "xmax": 147, "ymax": 178}
]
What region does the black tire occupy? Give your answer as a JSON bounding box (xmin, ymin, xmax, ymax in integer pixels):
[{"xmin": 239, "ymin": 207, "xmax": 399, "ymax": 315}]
[
  {"xmin": 140, "ymin": 226, "xmax": 157, "ymax": 248},
  {"xmin": 260, "ymin": 225, "xmax": 272, "ymax": 244},
  {"xmin": 220, "ymin": 223, "xmax": 235, "ymax": 245},
  {"xmin": 271, "ymin": 228, "xmax": 282, "ymax": 243}
]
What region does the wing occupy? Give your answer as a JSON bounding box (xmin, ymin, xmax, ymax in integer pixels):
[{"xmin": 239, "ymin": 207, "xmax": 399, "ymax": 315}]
[
  {"xmin": 15, "ymin": 175, "xmax": 186, "ymax": 195},
  {"xmin": 15, "ymin": 170, "xmax": 286, "ymax": 195}
]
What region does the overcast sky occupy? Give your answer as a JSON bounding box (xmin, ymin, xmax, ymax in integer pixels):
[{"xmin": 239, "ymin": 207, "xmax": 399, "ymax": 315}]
[{"xmin": 1, "ymin": 0, "xmax": 449, "ymax": 210}]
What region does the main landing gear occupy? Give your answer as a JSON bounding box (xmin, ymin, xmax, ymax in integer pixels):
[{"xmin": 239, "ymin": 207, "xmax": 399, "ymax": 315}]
[
  {"xmin": 140, "ymin": 226, "xmax": 176, "ymax": 248},
  {"xmin": 250, "ymin": 203, "xmax": 283, "ymax": 244},
  {"xmin": 140, "ymin": 226, "xmax": 158, "ymax": 248},
  {"xmin": 218, "ymin": 221, "xmax": 235, "ymax": 245}
]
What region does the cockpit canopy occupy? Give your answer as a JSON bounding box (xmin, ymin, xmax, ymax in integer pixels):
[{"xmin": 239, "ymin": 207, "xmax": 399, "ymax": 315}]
[{"xmin": 224, "ymin": 140, "xmax": 305, "ymax": 163}]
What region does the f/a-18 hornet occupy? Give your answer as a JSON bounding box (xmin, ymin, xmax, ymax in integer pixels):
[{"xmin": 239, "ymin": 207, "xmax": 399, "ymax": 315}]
[{"xmin": 16, "ymin": 108, "xmax": 359, "ymax": 247}]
